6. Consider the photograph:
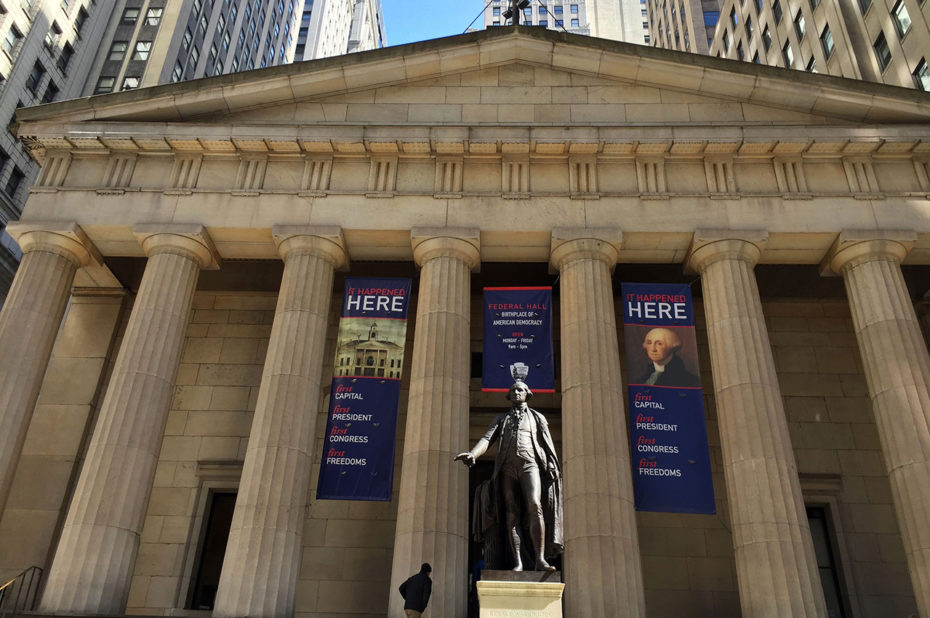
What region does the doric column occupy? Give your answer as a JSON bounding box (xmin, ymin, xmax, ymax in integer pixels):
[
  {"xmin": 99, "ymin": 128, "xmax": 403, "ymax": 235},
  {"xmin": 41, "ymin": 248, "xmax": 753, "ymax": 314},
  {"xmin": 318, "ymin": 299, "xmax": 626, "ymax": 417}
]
[
  {"xmin": 824, "ymin": 230, "xmax": 930, "ymax": 615},
  {"xmin": 387, "ymin": 227, "xmax": 479, "ymax": 618},
  {"xmin": 549, "ymin": 228, "xmax": 645, "ymax": 617},
  {"xmin": 40, "ymin": 224, "xmax": 217, "ymax": 615},
  {"xmin": 0, "ymin": 222, "xmax": 98, "ymax": 517},
  {"xmin": 213, "ymin": 226, "xmax": 347, "ymax": 618},
  {"xmin": 686, "ymin": 230, "xmax": 826, "ymax": 618}
]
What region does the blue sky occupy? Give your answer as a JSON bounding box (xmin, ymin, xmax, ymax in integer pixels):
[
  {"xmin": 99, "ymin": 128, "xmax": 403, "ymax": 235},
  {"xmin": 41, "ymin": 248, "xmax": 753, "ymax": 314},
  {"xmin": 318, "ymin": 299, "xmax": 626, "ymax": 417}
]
[{"xmin": 382, "ymin": 0, "xmax": 487, "ymax": 47}]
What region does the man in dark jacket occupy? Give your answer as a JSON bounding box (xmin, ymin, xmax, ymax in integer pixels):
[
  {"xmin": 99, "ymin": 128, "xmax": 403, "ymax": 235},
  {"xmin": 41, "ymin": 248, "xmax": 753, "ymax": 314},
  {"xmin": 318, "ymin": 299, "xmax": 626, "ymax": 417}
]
[{"xmin": 399, "ymin": 563, "xmax": 432, "ymax": 617}]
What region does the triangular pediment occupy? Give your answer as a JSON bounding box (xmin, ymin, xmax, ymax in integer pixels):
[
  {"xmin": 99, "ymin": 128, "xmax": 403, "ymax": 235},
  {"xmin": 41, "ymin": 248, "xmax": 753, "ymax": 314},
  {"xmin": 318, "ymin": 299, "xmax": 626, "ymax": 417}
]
[{"xmin": 16, "ymin": 26, "xmax": 930, "ymax": 140}]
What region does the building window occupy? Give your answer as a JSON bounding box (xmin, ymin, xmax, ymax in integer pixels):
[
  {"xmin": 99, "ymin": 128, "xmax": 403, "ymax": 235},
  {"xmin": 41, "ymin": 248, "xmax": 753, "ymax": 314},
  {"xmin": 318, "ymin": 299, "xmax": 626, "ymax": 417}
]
[
  {"xmin": 794, "ymin": 10, "xmax": 805, "ymax": 38},
  {"xmin": 858, "ymin": 0, "xmax": 871, "ymax": 11},
  {"xmin": 25, "ymin": 61, "xmax": 45, "ymax": 94},
  {"xmin": 199, "ymin": 14, "xmax": 208, "ymax": 35},
  {"xmin": 44, "ymin": 22, "xmax": 62, "ymax": 50},
  {"xmin": 571, "ymin": 3, "xmax": 578, "ymax": 12},
  {"xmin": 539, "ymin": 18, "xmax": 547, "ymax": 25},
  {"xmin": 737, "ymin": 41, "xmax": 745, "ymax": 60},
  {"xmin": 571, "ymin": 17, "xmax": 579, "ymax": 26},
  {"xmin": 223, "ymin": 31, "xmax": 230, "ymax": 50},
  {"xmin": 704, "ymin": 10, "xmax": 718, "ymax": 26},
  {"xmin": 145, "ymin": 7, "xmax": 163, "ymax": 25},
  {"xmin": 806, "ymin": 56, "xmax": 817, "ymax": 71},
  {"xmin": 122, "ymin": 76, "xmax": 140, "ymax": 89},
  {"xmin": 95, "ymin": 76, "xmax": 115, "ymax": 93},
  {"xmin": 217, "ymin": 13, "xmax": 226, "ymax": 31},
  {"xmin": 172, "ymin": 61, "xmax": 183, "ymax": 82},
  {"xmin": 892, "ymin": 0, "xmax": 911, "ymax": 37},
  {"xmin": 914, "ymin": 58, "xmax": 930, "ymax": 90},
  {"xmin": 554, "ymin": 4, "xmax": 563, "ymax": 13},
  {"xmin": 729, "ymin": 6, "xmax": 737, "ymax": 26},
  {"xmin": 820, "ymin": 24, "xmax": 834, "ymax": 57},
  {"xmin": 231, "ymin": 56, "xmax": 239, "ymax": 72},
  {"xmin": 193, "ymin": 0, "xmax": 202, "ymax": 13},
  {"xmin": 5, "ymin": 166, "xmax": 23, "ymax": 197},
  {"xmin": 121, "ymin": 7, "xmax": 139, "ymax": 24},
  {"xmin": 189, "ymin": 45, "xmax": 200, "ymax": 67},
  {"xmin": 773, "ymin": 0, "xmax": 782, "ymax": 21},
  {"xmin": 762, "ymin": 25, "xmax": 772, "ymax": 50},
  {"xmin": 752, "ymin": 51, "xmax": 760, "ymax": 63},
  {"xmin": 745, "ymin": 15, "xmax": 753, "ymax": 37},
  {"xmin": 810, "ymin": 0, "xmax": 820, "ymax": 8},
  {"xmin": 874, "ymin": 30, "xmax": 891, "ymax": 70},
  {"xmin": 108, "ymin": 41, "xmax": 128, "ymax": 61},
  {"xmin": 2, "ymin": 26, "xmax": 22, "ymax": 56},
  {"xmin": 782, "ymin": 40, "xmax": 794, "ymax": 67},
  {"xmin": 75, "ymin": 7, "xmax": 89, "ymax": 35},
  {"xmin": 209, "ymin": 43, "xmax": 218, "ymax": 63},
  {"xmin": 57, "ymin": 42, "xmax": 74, "ymax": 73},
  {"xmin": 183, "ymin": 27, "xmax": 193, "ymax": 49},
  {"xmin": 41, "ymin": 81, "xmax": 59, "ymax": 103},
  {"xmin": 723, "ymin": 29, "xmax": 730, "ymax": 50},
  {"xmin": 132, "ymin": 41, "xmax": 152, "ymax": 61},
  {"xmin": 492, "ymin": 6, "xmax": 499, "ymax": 15}
]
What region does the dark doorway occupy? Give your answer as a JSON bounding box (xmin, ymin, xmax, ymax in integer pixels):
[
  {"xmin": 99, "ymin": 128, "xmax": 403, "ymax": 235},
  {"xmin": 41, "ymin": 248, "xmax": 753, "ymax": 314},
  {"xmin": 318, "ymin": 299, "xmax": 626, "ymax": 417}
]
[{"xmin": 189, "ymin": 491, "xmax": 237, "ymax": 610}]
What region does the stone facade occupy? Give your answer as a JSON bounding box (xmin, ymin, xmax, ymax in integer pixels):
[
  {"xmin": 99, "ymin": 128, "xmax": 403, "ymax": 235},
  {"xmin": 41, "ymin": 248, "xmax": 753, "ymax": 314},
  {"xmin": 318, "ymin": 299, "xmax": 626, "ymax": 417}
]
[{"xmin": 2, "ymin": 26, "xmax": 930, "ymax": 618}]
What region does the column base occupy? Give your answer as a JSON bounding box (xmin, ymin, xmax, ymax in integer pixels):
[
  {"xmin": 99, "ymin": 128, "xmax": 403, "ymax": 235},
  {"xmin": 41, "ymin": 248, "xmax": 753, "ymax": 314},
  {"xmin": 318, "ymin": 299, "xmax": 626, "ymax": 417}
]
[{"xmin": 477, "ymin": 571, "xmax": 565, "ymax": 618}]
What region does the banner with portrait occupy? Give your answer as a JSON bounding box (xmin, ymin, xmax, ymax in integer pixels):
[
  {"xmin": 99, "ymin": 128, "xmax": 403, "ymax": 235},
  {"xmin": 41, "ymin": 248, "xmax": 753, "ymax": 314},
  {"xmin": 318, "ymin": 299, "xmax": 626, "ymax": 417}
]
[
  {"xmin": 621, "ymin": 282, "xmax": 715, "ymax": 514},
  {"xmin": 482, "ymin": 286, "xmax": 555, "ymax": 393},
  {"xmin": 316, "ymin": 277, "xmax": 411, "ymax": 501}
]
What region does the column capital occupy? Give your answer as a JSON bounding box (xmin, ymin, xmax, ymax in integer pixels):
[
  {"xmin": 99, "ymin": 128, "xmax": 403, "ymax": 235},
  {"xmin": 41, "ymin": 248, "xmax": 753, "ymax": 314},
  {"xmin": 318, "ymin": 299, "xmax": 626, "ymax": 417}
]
[
  {"xmin": 820, "ymin": 229, "xmax": 916, "ymax": 276},
  {"xmin": 133, "ymin": 223, "xmax": 220, "ymax": 269},
  {"xmin": 410, "ymin": 227, "xmax": 480, "ymax": 269},
  {"xmin": 272, "ymin": 225, "xmax": 348, "ymax": 270},
  {"xmin": 685, "ymin": 229, "xmax": 768, "ymax": 274},
  {"xmin": 6, "ymin": 221, "xmax": 100, "ymax": 267},
  {"xmin": 549, "ymin": 227, "xmax": 622, "ymax": 270}
]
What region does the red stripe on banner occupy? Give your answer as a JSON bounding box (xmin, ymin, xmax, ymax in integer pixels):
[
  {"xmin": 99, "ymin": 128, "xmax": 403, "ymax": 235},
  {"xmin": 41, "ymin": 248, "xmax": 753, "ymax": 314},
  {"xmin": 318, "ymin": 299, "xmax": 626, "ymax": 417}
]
[
  {"xmin": 481, "ymin": 388, "xmax": 557, "ymax": 393},
  {"xmin": 623, "ymin": 322, "xmax": 693, "ymax": 328},
  {"xmin": 484, "ymin": 286, "xmax": 552, "ymax": 291},
  {"xmin": 626, "ymin": 383, "xmax": 702, "ymax": 389},
  {"xmin": 334, "ymin": 375, "xmax": 403, "ymax": 381}
]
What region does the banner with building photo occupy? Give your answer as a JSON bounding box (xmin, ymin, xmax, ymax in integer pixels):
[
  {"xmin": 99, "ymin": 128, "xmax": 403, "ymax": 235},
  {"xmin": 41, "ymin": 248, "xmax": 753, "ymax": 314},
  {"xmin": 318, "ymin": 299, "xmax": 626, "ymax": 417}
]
[
  {"xmin": 482, "ymin": 286, "xmax": 555, "ymax": 393},
  {"xmin": 621, "ymin": 282, "xmax": 715, "ymax": 514},
  {"xmin": 316, "ymin": 277, "xmax": 411, "ymax": 501}
]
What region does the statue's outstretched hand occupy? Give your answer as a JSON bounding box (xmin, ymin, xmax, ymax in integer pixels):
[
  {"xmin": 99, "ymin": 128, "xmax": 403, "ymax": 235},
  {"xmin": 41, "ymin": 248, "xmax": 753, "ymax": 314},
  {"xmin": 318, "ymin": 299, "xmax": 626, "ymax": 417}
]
[{"xmin": 454, "ymin": 452, "xmax": 476, "ymax": 467}]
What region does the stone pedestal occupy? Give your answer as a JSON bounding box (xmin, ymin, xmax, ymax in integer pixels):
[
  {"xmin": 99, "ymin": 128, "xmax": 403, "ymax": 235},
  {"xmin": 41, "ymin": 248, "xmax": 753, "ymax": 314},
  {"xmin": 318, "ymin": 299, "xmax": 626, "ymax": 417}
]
[
  {"xmin": 213, "ymin": 227, "xmax": 347, "ymax": 618},
  {"xmin": 824, "ymin": 231, "xmax": 930, "ymax": 616},
  {"xmin": 477, "ymin": 572, "xmax": 565, "ymax": 618},
  {"xmin": 0, "ymin": 223, "xmax": 97, "ymax": 517},
  {"xmin": 687, "ymin": 231, "xmax": 826, "ymax": 618},
  {"xmin": 387, "ymin": 228, "xmax": 479, "ymax": 618},
  {"xmin": 549, "ymin": 228, "xmax": 645, "ymax": 618}
]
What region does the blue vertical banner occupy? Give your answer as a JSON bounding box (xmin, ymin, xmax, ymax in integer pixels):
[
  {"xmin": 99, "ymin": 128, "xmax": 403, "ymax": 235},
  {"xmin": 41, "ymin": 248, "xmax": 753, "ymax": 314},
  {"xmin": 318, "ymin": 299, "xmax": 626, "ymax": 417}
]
[
  {"xmin": 482, "ymin": 287, "xmax": 555, "ymax": 393},
  {"xmin": 621, "ymin": 283, "xmax": 715, "ymax": 514},
  {"xmin": 316, "ymin": 277, "xmax": 411, "ymax": 501}
]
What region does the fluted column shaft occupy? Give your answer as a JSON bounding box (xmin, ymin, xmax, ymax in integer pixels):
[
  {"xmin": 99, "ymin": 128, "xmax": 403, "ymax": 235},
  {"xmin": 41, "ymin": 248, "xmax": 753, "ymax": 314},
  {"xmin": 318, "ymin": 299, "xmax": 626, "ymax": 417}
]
[
  {"xmin": 387, "ymin": 230, "xmax": 479, "ymax": 618},
  {"xmin": 41, "ymin": 227, "xmax": 215, "ymax": 615},
  {"xmin": 0, "ymin": 224, "xmax": 95, "ymax": 517},
  {"xmin": 550, "ymin": 231, "xmax": 645, "ymax": 618},
  {"xmin": 829, "ymin": 235, "xmax": 930, "ymax": 615},
  {"xmin": 213, "ymin": 227, "xmax": 347, "ymax": 618},
  {"xmin": 689, "ymin": 236, "xmax": 826, "ymax": 618}
]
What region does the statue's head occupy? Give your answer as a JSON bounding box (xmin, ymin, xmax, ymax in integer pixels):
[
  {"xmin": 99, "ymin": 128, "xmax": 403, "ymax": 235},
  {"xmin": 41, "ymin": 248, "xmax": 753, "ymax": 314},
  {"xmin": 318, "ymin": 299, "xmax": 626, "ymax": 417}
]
[{"xmin": 506, "ymin": 380, "xmax": 533, "ymax": 402}]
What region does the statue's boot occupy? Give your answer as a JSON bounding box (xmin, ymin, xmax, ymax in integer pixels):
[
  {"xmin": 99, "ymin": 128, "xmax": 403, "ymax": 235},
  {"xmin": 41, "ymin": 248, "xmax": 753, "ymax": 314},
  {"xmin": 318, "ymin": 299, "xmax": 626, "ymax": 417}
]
[
  {"xmin": 508, "ymin": 524, "xmax": 523, "ymax": 571},
  {"xmin": 529, "ymin": 513, "xmax": 555, "ymax": 571}
]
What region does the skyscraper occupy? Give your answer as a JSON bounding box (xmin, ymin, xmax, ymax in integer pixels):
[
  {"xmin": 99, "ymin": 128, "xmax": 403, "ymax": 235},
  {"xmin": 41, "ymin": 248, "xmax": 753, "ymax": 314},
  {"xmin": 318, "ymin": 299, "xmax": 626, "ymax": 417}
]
[
  {"xmin": 709, "ymin": 0, "xmax": 930, "ymax": 89},
  {"xmin": 646, "ymin": 0, "xmax": 721, "ymax": 52},
  {"xmin": 0, "ymin": 0, "xmax": 113, "ymax": 303},
  {"xmin": 294, "ymin": 0, "xmax": 384, "ymax": 60},
  {"xmin": 82, "ymin": 0, "xmax": 302, "ymax": 93},
  {"xmin": 484, "ymin": 0, "xmax": 647, "ymax": 44}
]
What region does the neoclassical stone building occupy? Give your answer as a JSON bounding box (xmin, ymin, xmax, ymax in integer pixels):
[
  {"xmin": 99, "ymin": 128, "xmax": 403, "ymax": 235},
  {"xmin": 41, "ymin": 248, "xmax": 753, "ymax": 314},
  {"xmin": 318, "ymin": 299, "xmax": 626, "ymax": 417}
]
[{"xmin": 2, "ymin": 25, "xmax": 930, "ymax": 618}]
